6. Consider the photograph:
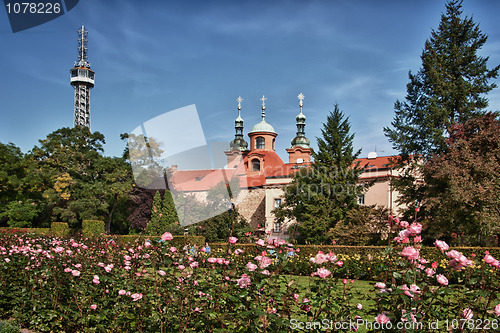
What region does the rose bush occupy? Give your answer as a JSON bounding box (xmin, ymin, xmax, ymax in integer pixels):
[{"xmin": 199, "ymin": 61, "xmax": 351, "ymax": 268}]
[
  {"xmin": 0, "ymin": 233, "xmax": 363, "ymax": 332},
  {"xmin": 370, "ymin": 218, "xmax": 500, "ymax": 331},
  {"xmin": 1, "ymin": 226, "xmax": 500, "ymax": 332}
]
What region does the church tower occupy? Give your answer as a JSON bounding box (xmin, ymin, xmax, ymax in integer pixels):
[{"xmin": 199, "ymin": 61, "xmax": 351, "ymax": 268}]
[
  {"xmin": 226, "ymin": 96, "xmax": 249, "ymax": 168},
  {"xmin": 286, "ymin": 93, "xmax": 311, "ymax": 164}
]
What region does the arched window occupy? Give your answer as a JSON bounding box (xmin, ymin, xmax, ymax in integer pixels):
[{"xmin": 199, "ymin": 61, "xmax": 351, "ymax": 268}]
[
  {"xmin": 256, "ymin": 136, "xmax": 265, "ymax": 149},
  {"xmin": 252, "ymin": 159, "xmax": 261, "ymax": 172}
]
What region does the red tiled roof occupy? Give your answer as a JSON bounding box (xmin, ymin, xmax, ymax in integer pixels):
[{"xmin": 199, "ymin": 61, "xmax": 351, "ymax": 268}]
[
  {"xmin": 355, "ymin": 155, "xmax": 396, "ymax": 169},
  {"xmin": 169, "ymin": 155, "xmax": 399, "ymax": 192}
]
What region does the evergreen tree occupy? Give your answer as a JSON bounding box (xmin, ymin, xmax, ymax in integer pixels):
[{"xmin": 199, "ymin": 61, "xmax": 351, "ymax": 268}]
[
  {"xmin": 276, "ymin": 104, "xmax": 366, "ymax": 244},
  {"xmin": 145, "ymin": 190, "xmax": 181, "ymax": 235},
  {"xmin": 385, "ymin": 0, "xmax": 499, "ymax": 158},
  {"xmin": 162, "ymin": 190, "xmax": 178, "ymax": 226},
  {"xmin": 145, "ymin": 191, "xmax": 163, "ymax": 235},
  {"xmin": 383, "ymin": 0, "xmax": 499, "ymax": 221}
]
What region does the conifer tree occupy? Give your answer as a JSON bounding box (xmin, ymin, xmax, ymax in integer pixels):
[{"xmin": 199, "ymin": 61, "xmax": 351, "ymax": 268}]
[
  {"xmin": 145, "ymin": 191, "xmax": 162, "ymax": 235},
  {"xmin": 384, "ymin": 0, "xmax": 499, "ymax": 220},
  {"xmin": 161, "ymin": 190, "xmax": 178, "ymax": 226},
  {"xmin": 276, "ymin": 104, "xmax": 366, "ymax": 244}
]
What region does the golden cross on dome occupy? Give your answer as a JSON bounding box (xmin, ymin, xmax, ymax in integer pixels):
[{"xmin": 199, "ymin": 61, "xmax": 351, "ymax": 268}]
[
  {"xmin": 237, "ymin": 96, "xmax": 243, "ymax": 109},
  {"xmin": 298, "ymin": 93, "xmax": 305, "ymax": 107},
  {"xmin": 260, "ymin": 95, "xmax": 267, "ymax": 108}
]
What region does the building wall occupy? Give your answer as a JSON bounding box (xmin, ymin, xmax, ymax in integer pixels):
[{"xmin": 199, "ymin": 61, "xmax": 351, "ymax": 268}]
[{"xmin": 235, "ymin": 188, "xmax": 266, "ymax": 229}]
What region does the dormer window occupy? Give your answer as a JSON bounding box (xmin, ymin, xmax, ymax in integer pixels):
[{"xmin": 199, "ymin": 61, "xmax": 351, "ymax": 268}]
[
  {"xmin": 252, "ymin": 159, "xmax": 261, "ymax": 172},
  {"xmin": 256, "ymin": 136, "xmax": 265, "ymax": 149}
]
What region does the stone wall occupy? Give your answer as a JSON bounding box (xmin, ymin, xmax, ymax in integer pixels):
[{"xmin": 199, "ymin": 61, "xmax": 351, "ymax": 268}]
[{"xmin": 235, "ymin": 188, "xmax": 266, "ymax": 229}]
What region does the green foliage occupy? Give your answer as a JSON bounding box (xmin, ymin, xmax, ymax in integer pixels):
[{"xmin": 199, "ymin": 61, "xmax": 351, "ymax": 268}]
[
  {"xmin": 384, "ymin": 1, "xmax": 500, "ymax": 237},
  {"xmin": 82, "ymin": 220, "xmax": 105, "ymax": 238},
  {"xmin": 0, "ymin": 321, "xmax": 20, "ymax": 333},
  {"xmin": 423, "ymin": 113, "xmax": 500, "ymax": 244},
  {"xmin": 23, "ymin": 127, "xmax": 133, "ymax": 231},
  {"xmin": 275, "ymin": 104, "xmax": 367, "ymax": 244},
  {"xmin": 385, "ymin": 0, "xmax": 499, "ymax": 158},
  {"xmin": 145, "ymin": 190, "xmax": 179, "ymax": 235},
  {"xmin": 105, "ymin": 235, "xmax": 205, "ymax": 248},
  {"xmin": 50, "ymin": 222, "xmax": 69, "ymax": 237},
  {"xmin": 0, "ymin": 200, "xmax": 40, "ymax": 228},
  {"xmin": 328, "ymin": 205, "xmax": 390, "ymax": 246}
]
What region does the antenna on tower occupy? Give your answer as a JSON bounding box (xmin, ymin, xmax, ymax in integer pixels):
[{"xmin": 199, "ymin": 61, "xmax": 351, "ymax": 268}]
[{"xmin": 76, "ymin": 25, "xmax": 90, "ymax": 68}]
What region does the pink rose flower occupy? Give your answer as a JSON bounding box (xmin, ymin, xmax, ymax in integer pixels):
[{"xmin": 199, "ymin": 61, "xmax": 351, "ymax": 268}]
[
  {"xmin": 237, "ymin": 274, "xmax": 251, "ymax": 288},
  {"xmin": 446, "ymin": 250, "xmax": 461, "ymax": 260},
  {"xmin": 158, "ymin": 270, "xmax": 166, "ymax": 276},
  {"xmin": 436, "ymin": 274, "xmax": 448, "ymax": 286},
  {"xmin": 246, "ymin": 262, "xmax": 258, "ymax": 271},
  {"xmin": 462, "ymin": 308, "xmax": 473, "ymax": 319},
  {"xmin": 315, "ymin": 267, "xmax": 331, "ymax": 278},
  {"xmin": 161, "ymin": 232, "xmax": 173, "ymax": 241},
  {"xmin": 434, "ymin": 240, "xmax": 449, "ymax": 252},
  {"xmin": 408, "ymin": 222, "xmax": 422, "ymax": 234},
  {"xmin": 71, "ymin": 270, "xmax": 80, "ymax": 277},
  {"xmin": 118, "ymin": 290, "xmax": 126, "ymax": 296},
  {"xmin": 228, "ymin": 237, "xmax": 238, "ymax": 244},
  {"xmin": 401, "ymin": 247, "xmax": 419, "ymax": 260},
  {"xmin": 495, "ymin": 304, "xmax": 500, "ymax": 316},
  {"xmin": 484, "ymin": 254, "xmax": 500, "ymax": 268},
  {"xmin": 375, "ymin": 313, "xmax": 390, "ymax": 324},
  {"xmin": 131, "ymin": 293, "xmax": 143, "ymax": 301},
  {"xmin": 169, "ymin": 246, "xmax": 177, "ymax": 253},
  {"xmin": 375, "ymin": 282, "xmax": 386, "ymax": 289},
  {"xmin": 256, "ymin": 239, "xmax": 266, "ymax": 246},
  {"xmin": 90, "ymin": 304, "xmax": 97, "ymax": 310}
]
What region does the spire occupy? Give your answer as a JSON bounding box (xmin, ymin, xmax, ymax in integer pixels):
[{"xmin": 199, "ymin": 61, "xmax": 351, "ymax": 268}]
[
  {"xmin": 260, "ymin": 95, "xmax": 267, "ymax": 120},
  {"xmin": 249, "ymin": 95, "xmax": 276, "ymax": 134},
  {"xmin": 290, "ymin": 92, "xmax": 310, "ymax": 148},
  {"xmin": 228, "ymin": 96, "xmax": 248, "ymax": 151}
]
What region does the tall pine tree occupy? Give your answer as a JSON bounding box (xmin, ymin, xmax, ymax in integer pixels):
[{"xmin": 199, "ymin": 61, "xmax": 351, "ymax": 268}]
[
  {"xmin": 384, "ymin": 0, "xmax": 499, "ymax": 221},
  {"xmin": 275, "ymin": 104, "xmax": 366, "ymax": 244}
]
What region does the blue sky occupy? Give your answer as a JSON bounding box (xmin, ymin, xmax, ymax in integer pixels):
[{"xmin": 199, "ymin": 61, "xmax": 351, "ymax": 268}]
[{"xmin": 1, "ymin": 0, "xmax": 500, "ymax": 164}]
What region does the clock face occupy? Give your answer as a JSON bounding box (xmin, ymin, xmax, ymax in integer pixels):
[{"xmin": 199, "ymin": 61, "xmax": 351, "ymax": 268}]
[{"xmin": 297, "ymin": 158, "xmax": 304, "ymax": 164}]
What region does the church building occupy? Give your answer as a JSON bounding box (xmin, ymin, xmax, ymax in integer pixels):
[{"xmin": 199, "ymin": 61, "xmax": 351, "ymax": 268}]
[{"xmin": 169, "ymin": 94, "xmax": 403, "ymax": 238}]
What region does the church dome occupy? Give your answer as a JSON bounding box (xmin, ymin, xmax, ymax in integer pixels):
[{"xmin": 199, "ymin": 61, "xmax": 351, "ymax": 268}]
[
  {"xmin": 290, "ymin": 136, "xmax": 310, "ymax": 148},
  {"xmin": 249, "ymin": 119, "xmax": 276, "ymax": 134}
]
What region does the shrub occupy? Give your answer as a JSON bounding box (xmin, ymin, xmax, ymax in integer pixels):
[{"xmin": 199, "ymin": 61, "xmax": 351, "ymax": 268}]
[
  {"xmin": 82, "ymin": 220, "xmax": 105, "ymax": 238},
  {"xmin": 0, "ymin": 321, "xmax": 20, "ymax": 333},
  {"xmin": 50, "ymin": 222, "xmax": 69, "ymax": 237}
]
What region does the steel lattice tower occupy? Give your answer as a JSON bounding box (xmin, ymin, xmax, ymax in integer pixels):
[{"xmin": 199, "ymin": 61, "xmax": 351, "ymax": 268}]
[{"xmin": 70, "ymin": 25, "xmax": 94, "ymax": 129}]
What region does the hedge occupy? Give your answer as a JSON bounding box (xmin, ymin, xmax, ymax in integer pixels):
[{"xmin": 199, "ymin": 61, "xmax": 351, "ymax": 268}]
[
  {"xmin": 50, "ymin": 222, "xmax": 70, "ymax": 237},
  {"xmin": 105, "ymin": 235, "xmax": 206, "ymax": 248},
  {"xmin": 82, "ymin": 220, "xmax": 104, "ymax": 238}
]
